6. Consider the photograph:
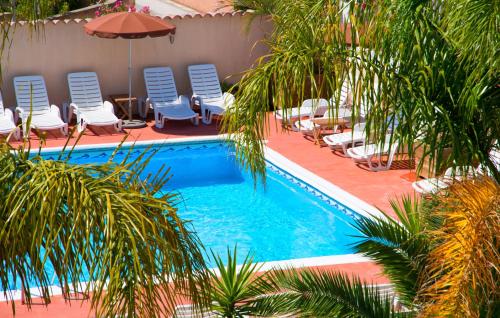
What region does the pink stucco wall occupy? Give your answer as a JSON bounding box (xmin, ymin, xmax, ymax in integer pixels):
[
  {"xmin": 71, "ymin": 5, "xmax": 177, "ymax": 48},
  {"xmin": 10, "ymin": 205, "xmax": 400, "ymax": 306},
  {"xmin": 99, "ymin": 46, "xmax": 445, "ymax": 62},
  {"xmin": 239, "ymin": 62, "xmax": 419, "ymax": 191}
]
[{"xmin": 1, "ymin": 13, "xmax": 271, "ymax": 108}]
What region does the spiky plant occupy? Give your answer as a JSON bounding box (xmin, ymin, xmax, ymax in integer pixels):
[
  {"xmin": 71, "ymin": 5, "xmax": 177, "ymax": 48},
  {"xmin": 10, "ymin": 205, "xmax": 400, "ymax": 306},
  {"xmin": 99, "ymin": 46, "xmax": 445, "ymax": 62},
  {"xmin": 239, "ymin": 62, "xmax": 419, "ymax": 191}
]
[
  {"xmin": 208, "ymin": 247, "xmax": 265, "ymax": 318},
  {"xmin": 418, "ymin": 177, "xmax": 500, "ymax": 317},
  {"xmin": 0, "ymin": 139, "xmax": 209, "ymax": 317}
]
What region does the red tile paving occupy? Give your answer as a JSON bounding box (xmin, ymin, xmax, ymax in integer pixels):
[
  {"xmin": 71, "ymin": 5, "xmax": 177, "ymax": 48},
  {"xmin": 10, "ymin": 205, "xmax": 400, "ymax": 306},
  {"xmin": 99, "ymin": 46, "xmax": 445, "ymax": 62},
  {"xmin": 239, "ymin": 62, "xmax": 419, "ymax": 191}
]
[
  {"xmin": 2, "ymin": 114, "xmax": 412, "ymax": 316},
  {"xmin": 265, "ymin": 116, "xmax": 415, "ymax": 216},
  {"xmin": 0, "ymin": 262, "xmax": 387, "ymax": 318}
]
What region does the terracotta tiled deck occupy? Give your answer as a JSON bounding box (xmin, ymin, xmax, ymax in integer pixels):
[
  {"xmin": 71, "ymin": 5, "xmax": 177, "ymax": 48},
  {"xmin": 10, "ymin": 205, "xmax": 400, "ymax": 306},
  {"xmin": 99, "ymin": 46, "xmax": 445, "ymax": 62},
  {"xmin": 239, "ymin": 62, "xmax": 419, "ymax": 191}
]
[{"xmin": 2, "ymin": 114, "xmax": 415, "ymax": 317}]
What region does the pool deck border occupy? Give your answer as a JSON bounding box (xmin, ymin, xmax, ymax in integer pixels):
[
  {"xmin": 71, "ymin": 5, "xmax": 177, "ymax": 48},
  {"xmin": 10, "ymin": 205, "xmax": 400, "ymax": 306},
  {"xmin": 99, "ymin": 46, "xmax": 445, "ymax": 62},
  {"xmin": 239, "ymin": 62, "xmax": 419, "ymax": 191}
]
[{"xmin": 3, "ymin": 134, "xmax": 382, "ymax": 302}]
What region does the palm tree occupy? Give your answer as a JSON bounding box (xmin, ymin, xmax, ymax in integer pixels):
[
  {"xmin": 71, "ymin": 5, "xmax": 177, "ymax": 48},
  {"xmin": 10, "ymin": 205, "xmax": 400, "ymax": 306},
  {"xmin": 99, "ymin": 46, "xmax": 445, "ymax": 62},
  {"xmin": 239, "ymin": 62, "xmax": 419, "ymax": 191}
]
[
  {"xmin": 0, "ymin": 3, "xmax": 210, "ymax": 316},
  {"xmin": 0, "ymin": 140, "xmax": 209, "ymax": 317},
  {"xmin": 223, "ymin": 0, "xmax": 499, "ymax": 182}
]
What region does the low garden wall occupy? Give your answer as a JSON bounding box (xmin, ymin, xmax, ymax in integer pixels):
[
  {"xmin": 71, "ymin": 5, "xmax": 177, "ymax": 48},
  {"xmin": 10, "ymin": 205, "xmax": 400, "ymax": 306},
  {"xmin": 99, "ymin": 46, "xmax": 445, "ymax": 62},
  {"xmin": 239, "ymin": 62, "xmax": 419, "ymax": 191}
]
[{"xmin": 0, "ymin": 12, "xmax": 271, "ymax": 108}]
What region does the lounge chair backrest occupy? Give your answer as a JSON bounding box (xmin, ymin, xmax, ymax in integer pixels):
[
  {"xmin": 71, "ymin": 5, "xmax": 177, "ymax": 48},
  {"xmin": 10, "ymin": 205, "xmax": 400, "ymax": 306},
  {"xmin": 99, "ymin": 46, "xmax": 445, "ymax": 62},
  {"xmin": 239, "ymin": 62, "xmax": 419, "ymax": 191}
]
[
  {"xmin": 329, "ymin": 80, "xmax": 350, "ymax": 107},
  {"xmin": 188, "ymin": 64, "xmax": 223, "ymax": 103},
  {"xmin": 13, "ymin": 75, "xmax": 50, "ymax": 115},
  {"xmin": 302, "ymin": 98, "xmax": 328, "ymax": 117},
  {"xmin": 144, "ymin": 67, "xmax": 179, "ymax": 103},
  {"xmin": 67, "ymin": 72, "xmax": 104, "ymax": 111}
]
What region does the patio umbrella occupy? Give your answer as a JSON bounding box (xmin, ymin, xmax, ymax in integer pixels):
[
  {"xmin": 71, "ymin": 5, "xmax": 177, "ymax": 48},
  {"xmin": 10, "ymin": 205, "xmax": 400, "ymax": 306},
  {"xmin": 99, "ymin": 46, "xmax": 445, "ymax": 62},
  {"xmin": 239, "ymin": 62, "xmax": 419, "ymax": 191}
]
[{"xmin": 84, "ymin": 12, "xmax": 176, "ymax": 128}]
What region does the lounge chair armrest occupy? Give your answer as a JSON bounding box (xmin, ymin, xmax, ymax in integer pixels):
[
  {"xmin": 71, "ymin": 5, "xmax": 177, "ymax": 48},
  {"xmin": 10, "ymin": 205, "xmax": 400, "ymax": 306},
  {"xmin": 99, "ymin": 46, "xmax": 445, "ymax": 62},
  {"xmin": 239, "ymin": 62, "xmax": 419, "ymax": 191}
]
[
  {"xmin": 4, "ymin": 108, "xmax": 15, "ymax": 121},
  {"xmin": 69, "ymin": 102, "xmax": 79, "ymax": 111},
  {"xmin": 103, "ymin": 100, "xmax": 115, "ymax": 114},
  {"xmin": 50, "ymin": 105, "xmax": 62, "ymax": 117},
  {"xmin": 15, "ymin": 107, "xmax": 26, "ymax": 119},
  {"xmin": 191, "ymin": 94, "xmax": 203, "ymax": 106},
  {"xmin": 223, "ymin": 92, "xmax": 235, "ymax": 105}
]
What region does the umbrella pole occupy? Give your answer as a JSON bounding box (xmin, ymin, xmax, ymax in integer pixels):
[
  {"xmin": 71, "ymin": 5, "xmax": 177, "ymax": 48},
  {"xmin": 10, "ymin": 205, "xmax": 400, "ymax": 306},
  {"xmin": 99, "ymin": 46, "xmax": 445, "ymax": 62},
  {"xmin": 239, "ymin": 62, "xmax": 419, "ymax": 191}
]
[{"xmin": 128, "ymin": 39, "xmax": 132, "ymax": 121}]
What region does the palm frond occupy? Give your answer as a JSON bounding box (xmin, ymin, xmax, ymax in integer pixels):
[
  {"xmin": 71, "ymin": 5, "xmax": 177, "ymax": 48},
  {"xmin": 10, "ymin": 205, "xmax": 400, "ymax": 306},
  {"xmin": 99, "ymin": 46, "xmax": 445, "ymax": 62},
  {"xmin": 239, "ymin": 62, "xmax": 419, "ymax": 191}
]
[
  {"xmin": 0, "ymin": 141, "xmax": 210, "ymax": 317},
  {"xmin": 352, "ymin": 196, "xmax": 430, "ymax": 307},
  {"xmin": 418, "ymin": 177, "xmax": 500, "ymax": 317},
  {"xmin": 224, "ymin": 0, "xmax": 499, "ymax": 183},
  {"xmin": 252, "ymin": 267, "xmax": 411, "ymax": 317},
  {"xmin": 208, "ymin": 246, "xmax": 266, "ymax": 317}
]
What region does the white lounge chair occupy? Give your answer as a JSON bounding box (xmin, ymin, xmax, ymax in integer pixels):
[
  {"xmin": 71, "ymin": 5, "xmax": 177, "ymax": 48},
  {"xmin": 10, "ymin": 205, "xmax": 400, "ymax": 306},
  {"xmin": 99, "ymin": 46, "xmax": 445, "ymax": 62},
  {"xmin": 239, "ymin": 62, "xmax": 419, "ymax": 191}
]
[
  {"xmin": 144, "ymin": 67, "xmax": 199, "ymax": 128},
  {"xmin": 323, "ymin": 122, "xmax": 366, "ymax": 155},
  {"xmin": 188, "ymin": 64, "xmax": 234, "ymax": 125},
  {"xmin": 276, "ymin": 98, "xmax": 330, "ymax": 128},
  {"xmin": 0, "ymin": 92, "xmax": 20, "ymax": 140},
  {"xmin": 346, "ymin": 136, "xmax": 399, "ymax": 171},
  {"xmin": 294, "ymin": 105, "xmax": 352, "ymax": 135},
  {"xmin": 67, "ymin": 72, "xmax": 122, "ymax": 133},
  {"xmin": 13, "ymin": 75, "xmax": 68, "ymax": 137},
  {"xmin": 412, "ymin": 166, "xmax": 476, "ymax": 194}
]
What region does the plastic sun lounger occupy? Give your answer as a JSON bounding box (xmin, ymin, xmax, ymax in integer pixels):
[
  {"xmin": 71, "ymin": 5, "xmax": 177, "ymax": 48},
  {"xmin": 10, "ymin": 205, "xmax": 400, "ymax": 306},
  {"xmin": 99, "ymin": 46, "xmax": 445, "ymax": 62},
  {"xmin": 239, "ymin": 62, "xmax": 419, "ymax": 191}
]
[
  {"xmin": 0, "ymin": 92, "xmax": 21, "ymax": 140},
  {"xmin": 294, "ymin": 106, "xmax": 352, "ymax": 136},
  {"xmin": 13, "ymin": 75, "xmax": 68, "ymax": 137},
  {"xmin": 346, "ymin": 136, "xmax": 399, "ymax": 171},
  {"xmin": 412, "ymin": 166, "xmax": 476, "ymax": 194},
  {"xmin": 188, "ymin": 64, "xmax": 234, "ymax": 125},
  {"xmin": 67, "ymin": 72, "xmax": 122, "ymax": 133},
  {"xmin": 323, "ymin": 122, "xmax": 366, "ymax": 155},
  {"xmin": 276, "ymin": 98, "xmax": 329, "ymax": 128},
  {"xmin": 144, "ymin": 66, "xmax": 199, "ymax": 129}
]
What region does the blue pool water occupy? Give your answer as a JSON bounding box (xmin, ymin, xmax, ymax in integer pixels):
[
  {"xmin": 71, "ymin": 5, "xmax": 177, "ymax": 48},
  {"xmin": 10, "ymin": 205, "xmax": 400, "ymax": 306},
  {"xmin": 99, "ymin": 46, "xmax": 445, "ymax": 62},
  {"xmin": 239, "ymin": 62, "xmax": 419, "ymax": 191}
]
[{"xmin": 8, "ymin": 141, "xmax": 362, "ymax": 290}]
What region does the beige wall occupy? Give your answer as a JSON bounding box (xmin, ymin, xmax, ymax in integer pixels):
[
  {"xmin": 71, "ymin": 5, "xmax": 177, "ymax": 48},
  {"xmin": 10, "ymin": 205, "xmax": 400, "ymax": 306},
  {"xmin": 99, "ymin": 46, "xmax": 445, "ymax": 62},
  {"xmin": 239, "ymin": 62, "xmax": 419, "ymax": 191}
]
[{"xmin": 1, "ymin": 14, "xmax": 271, "ymax": 108}]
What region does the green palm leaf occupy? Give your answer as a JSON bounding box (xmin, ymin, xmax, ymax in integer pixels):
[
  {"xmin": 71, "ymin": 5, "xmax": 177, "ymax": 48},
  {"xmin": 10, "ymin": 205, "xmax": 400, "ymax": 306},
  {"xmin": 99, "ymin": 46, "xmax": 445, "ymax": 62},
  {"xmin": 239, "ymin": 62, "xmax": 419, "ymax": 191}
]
[
  {"xmin": 208, "ymin": 246, "xmax": 266, "ymax": 317},
  {"xmin": 352, "ymin": 196, "xmax": 429, "ymax": 307},
  {"xmin": 252, "ymin": 267, "xmax": 412, "ymax": 317},
  {"xmin": 0, "ymin": 141, "xmax": 209, "ymax": 317}
]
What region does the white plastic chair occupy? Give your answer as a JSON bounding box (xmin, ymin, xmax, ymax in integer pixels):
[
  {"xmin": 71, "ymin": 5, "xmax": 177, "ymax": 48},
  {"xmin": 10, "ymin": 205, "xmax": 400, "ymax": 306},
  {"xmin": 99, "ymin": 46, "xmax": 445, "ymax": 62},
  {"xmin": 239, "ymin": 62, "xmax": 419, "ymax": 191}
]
[
  {"xmin": 346, "ymin": 136, "xmax": 399, "ymax": 171},
  {"xmin": 0, "ymin": 92, "xmax": 20, "ymax": 140},
  {"xmin": 188, "ymin": 64, "xmax": 234, "ymax": 125},
  {"xmin": 144, "ymin": 67, "xmax": 198, "ymax": 128},
  {"xmin": 13, "ymin": 75, "xmax": 68, "ymax": 137},
  {"xmin": 323, "ymin": 122, "xmax": 366, "ymax": 155},
  {"xmin": 67, "ymin": 72, "xmax": 122, "ymax": 133}
]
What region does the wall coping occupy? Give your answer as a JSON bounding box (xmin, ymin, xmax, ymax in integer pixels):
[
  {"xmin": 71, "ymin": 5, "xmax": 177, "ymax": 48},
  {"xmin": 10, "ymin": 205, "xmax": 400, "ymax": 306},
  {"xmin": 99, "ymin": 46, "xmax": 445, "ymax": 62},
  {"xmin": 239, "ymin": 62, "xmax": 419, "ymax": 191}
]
[{"xmin": 7, "ymin": 10, "xmax": 257, "ymax": 26}]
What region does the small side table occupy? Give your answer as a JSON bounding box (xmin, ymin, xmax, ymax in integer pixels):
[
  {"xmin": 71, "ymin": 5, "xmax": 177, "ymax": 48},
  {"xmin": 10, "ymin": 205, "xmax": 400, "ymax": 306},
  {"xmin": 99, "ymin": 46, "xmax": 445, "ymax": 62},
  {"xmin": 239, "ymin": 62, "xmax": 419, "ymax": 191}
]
[
  {"xmin": 109, "ymin": 94, "xmax": 138, "ymax": 120},
  {"xmin": 109, "ymin": 94, "xmax": 147, "ymax": 129}
]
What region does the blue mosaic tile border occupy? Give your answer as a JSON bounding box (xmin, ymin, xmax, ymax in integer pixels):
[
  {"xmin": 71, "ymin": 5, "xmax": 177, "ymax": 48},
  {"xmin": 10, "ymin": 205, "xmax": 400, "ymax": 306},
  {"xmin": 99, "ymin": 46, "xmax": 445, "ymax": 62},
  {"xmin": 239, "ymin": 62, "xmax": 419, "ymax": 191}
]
[
  {"xmin": 42, "ymin": 141, "xmax": 227, "ymax": 161},
  {"xmin": 266, "ymin": 162, "xmax": 361, "ymax": 221}
]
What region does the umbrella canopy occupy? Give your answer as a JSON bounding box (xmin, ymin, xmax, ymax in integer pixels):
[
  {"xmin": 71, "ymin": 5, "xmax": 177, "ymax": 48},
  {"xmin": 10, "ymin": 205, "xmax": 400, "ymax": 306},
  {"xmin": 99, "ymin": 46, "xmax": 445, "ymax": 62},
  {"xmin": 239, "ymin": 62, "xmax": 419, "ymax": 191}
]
[{"xmin": 85, "ymin": 11, "xmax": 176, "ymax": 39}]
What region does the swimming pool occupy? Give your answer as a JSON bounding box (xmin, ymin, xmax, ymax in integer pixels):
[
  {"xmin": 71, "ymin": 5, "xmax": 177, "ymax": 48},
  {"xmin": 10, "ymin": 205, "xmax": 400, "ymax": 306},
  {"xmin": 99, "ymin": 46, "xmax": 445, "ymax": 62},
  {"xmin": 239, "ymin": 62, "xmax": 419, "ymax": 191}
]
[
  {"xmin": 7, "ymin": 139, "xmax": 365, "ymax": 291},
  {"xmin": 42, "ymin": 140, "xmax": 362, "ymax": 261}
]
